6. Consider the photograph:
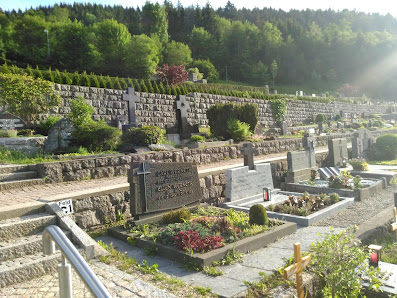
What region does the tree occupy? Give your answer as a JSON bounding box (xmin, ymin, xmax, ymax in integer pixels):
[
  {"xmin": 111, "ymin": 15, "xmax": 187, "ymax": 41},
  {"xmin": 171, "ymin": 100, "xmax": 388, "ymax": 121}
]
[
  {"xmin": 156, "ymin": 64, "xmax": 188, "ymax": 85},
  {"xmin": 163, "ymin": 41, "xmax": 193, "ymax": 66},
  {"xmin": 126, "ymin": 34, "xmax": 161, "ymax": 79},
  {"xmin": 338, "ymin": 83, "xmax": 358, "ymax": 97},
  {"xmin": 0, "ymin": 73, "xmax": 61, "ymax": 124},
  {"xmin": 191, "ymin": 59, "xmax": 219, "ymax": 82},
  {"xmin": 269, "ymin": 60, "xmax": 278, "ymax": 86},
  {"xmin": 92, "ymin": 19, "xmax": 131, "ymax": 76},
  {"xmin": 141, "ymin": 2, "xmax": 168, "ymax": 43},
  {"xmin": 189, "ymin": 26, "xmax": 215, "ymax": 60}
]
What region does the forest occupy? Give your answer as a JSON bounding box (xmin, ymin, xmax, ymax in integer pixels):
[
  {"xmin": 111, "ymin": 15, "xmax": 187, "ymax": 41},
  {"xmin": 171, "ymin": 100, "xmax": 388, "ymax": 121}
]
[{"xmin": 0, "ymin": 1, "xmax": 397, "ymax": 99}]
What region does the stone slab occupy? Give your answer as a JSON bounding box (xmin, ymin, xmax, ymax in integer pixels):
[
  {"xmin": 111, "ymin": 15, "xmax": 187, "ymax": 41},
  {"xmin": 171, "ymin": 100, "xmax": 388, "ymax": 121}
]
[
  {"xmin": 287, "ymin": 150, "xmax": 315, "ymax": 172},
  {"xmin": 225, "ymin": 163, "xmax": 273, "ymax": 202}
]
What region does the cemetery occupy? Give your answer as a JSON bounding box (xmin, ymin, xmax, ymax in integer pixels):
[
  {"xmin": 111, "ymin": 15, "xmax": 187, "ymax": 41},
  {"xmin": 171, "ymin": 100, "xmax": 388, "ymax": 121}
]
[{"xmin": 2, "ymin": 80, "xmax": 397, "ymax": 296}]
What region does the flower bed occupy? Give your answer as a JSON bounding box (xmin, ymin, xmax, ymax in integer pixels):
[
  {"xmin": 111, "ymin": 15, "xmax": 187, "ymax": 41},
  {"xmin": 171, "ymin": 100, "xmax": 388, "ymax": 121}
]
[
  {"xmin": 262, "ymin": 192, "xmax": 355, "ymax": 227},
  {"xmin": 109, "ymin": 206, "xmax": 296, "ymax": 266}
]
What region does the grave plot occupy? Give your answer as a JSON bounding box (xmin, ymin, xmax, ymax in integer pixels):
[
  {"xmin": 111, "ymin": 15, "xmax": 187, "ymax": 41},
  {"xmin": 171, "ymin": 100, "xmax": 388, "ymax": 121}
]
[
  {"xmin": 221, "ymin": 141, "xmax": 355, "ymax": 226},
  {"xmin": 286, "ymin": 136, "xmax": 386, "ymax": 201},
  {"xmin": 110, "ymin": 159, "xmax": 296, "ymax": 267}
]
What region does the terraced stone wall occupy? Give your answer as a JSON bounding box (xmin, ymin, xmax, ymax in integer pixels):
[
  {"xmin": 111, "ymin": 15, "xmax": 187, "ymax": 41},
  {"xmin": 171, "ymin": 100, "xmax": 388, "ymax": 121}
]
[{"xmin": 52, "ymin": 84, "xmax": 390, "ymax": 129}]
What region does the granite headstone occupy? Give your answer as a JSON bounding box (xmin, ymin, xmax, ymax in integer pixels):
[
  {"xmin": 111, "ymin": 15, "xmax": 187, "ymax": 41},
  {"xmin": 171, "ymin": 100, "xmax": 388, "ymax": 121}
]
[
  {"xmin": 43, "ymin": 118, "xmax": 76, "ymax": 153},
  {"xmin": 128, "ymin": 162, "xmax": 201, "ymax": 219},
  {"xmin": 328, "ymin": 138, "xmax": 348, "ymax": 167},
  {"xmin": 0, "ymin": 114, "xmax": 26, "ymax": 130}
]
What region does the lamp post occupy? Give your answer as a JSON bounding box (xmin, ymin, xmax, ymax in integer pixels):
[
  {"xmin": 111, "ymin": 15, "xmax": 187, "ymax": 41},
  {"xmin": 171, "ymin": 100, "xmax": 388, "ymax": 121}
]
[{"xmin": 44, "ymin": 29, "xmax": 50, "ymax": 56}]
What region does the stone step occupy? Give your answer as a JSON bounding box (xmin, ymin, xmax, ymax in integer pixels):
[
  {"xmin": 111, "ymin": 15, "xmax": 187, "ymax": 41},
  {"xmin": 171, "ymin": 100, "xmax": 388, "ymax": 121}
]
[
  {"xmin": 0, "ymin": 251, "xmax": 62, "ymax": 288},
  {"xmin": 0, "ymin": 231, "xmax": 71, "ymax": 262},
  {"xmin": 0, "ymin": 171, "xmax": 38, "ymax": 182},
  {"xmin": 0, "ymin": 164, "xmax": 37, "ymax": 174},
  {"xmin": 0, "ymin": 178, "xmax": 45, "ymax": 191},
  {"xmin": 0, "ymin": 213, "xmax": 56, "ymax": 241}
]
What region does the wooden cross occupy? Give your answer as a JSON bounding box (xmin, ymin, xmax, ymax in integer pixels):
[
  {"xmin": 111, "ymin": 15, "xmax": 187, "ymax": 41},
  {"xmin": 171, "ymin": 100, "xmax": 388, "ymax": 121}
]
[
  {"xmin": 284, "ymin": 242, "xmax": 311, "ymax": 298},
  {"xmin": 391, "ymin": 207, "xmax": 397, "ymax": 241}
]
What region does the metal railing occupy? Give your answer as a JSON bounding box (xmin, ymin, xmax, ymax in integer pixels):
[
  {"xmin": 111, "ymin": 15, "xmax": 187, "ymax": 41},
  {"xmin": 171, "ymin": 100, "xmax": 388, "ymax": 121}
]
[{"xmin": 42, "ymin": 225, "xmax": 112, "ymax": 298}]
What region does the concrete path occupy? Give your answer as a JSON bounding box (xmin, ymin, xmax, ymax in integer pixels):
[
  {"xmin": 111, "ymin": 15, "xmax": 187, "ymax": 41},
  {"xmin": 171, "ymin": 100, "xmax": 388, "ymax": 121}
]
[{"xmin": 98, "ymin": 226, "xmax": 345, "ymax": 297}]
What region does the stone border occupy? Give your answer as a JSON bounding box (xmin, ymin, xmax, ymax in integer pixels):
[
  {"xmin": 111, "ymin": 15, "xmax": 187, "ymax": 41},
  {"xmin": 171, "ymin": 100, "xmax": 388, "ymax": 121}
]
[
  {"xmin": 109, "ymin": 220, "xmax": 297, "ymax": 267},
  {"xmin": 286, "ymin": 179, "xmax": 385, "ymax": 201},
  {"xmin": 266, "ymin": 196, "xmax": 355, "ymax": 227}
]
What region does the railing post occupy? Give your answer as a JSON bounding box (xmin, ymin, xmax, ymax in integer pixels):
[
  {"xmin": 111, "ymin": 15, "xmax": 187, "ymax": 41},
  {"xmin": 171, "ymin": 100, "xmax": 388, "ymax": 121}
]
[{"xmin": 59, "ymin": 255, "xmax": 73, "ymax": 298}]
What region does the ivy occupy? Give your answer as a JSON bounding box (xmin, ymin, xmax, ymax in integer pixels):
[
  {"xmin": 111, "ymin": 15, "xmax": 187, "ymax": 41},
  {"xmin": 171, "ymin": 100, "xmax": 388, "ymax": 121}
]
[{"xmin": 270, "ymin": 99, "xmax": 287, "ymax": 123}]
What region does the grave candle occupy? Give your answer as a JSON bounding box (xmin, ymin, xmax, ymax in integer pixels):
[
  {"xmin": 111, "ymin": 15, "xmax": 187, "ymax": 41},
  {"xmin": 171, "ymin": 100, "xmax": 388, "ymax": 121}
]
[{"xmin": 370, "ymin": 252, "xmax": 377, "ymax": 264}]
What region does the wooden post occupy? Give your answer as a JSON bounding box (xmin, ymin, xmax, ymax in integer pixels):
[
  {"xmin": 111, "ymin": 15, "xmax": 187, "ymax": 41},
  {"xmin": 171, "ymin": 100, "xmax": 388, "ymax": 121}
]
[
  {"xmin": 284, "ymin": 242, "xmax": 311, "ymax": 298},
  {"xmin": 391, "ymin": 207, "xmax": 397, "ymax": 241}
]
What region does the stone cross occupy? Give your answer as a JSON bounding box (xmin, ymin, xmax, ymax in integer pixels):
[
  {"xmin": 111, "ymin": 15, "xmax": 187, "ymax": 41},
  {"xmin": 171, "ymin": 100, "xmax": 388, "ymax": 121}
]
[
  {"xmin": 284, "ymin": 242, "xmax": 311, "ymax": 298},
  {"xmin": 176, "ymin": 95, "xmax": 192, "ymax": 139},
  {"xmin": 242, "ymin": 143, "xmax": 255, "ymax": 170},
  {"xmin": 122, "ymin": 87, "xmax": 139, "ymax": 126},
  {"xmin": 176, "ymin": 95, "xmax": 190, "ymax": 118},
  {"xmin": 391, "ymin": 207, "xmax": 397, "ymax": 241}
]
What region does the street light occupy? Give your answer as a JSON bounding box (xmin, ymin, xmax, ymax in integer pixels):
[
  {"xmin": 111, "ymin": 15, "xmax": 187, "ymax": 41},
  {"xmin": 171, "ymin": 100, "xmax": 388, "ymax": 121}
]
[{"xmin": 44, "ymin": 29, "xmax": 50, "ymax": 56}]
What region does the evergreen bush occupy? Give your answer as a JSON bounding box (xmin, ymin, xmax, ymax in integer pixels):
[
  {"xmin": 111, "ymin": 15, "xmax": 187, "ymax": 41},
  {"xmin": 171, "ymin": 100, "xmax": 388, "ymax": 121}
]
[
  {"xmin": 315, "ymin": 113, "xmax": 326, "ymax": 123},
  {"xmin": 162, "ymin": 207, "xmax": 191, "ymax": 224},
  {"xmin": 36, "ymin": 116, "xmax": 62, "ymax": 135},
  {"xmin": 249, "ymin": 204, "xmax": 268, "ymax": 226},
  {"xmin": 121, "ymin": 125, "xmax": 164, "ymax": 148},
  {"xmin": 227, "ymin": 118, "xmax": 251, "ymax": 142},
  {"xmin": 373, "ymin": 134, "xmax": 397, "ymax": 160}
]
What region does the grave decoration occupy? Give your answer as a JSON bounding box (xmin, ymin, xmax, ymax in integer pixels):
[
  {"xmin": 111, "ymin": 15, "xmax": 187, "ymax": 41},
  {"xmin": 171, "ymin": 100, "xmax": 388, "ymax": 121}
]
[
  {"xmin": 165, "ymin": 95, "xmax": 199, "ymax": 140},
  {"xmin": 128, "ymin": 161, "xmax": 201, "ymax": 220},
  {"xmin": 0, "ymin": 113, "xmax": 26, "ymax": 130},
  {"xmin": 284, "ymin": 242, "xmax": 311, "ymax": 298},
  {"xmin": 267, "ymin": 192, "xmax": 340, "ymax": 217},
  {"xmin": 368, "ymin": 244, "xmax": 382, "ymax": 267}
]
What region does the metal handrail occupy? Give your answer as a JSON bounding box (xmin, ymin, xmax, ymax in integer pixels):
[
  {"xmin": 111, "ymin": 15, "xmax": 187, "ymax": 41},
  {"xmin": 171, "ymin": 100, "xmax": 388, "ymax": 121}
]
[{"xmin": 43, "ymin": 225, "xmax": 112, "ymax": 298}]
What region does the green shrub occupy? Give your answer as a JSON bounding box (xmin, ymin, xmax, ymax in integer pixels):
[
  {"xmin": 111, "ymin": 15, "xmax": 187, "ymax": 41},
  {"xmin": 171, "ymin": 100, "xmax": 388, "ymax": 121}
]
[
  {"xmin": 351, "ymin": 122, "xmax": 361, "ymax": 129},
  {"xmin": 67, "ymin": 96, "xmax": 95, "ymax": 127},
  {"xmin": 373, "ymin": 120, "xmax": 384, "ymax": 128},
  {"xmin": 249, "ymin": 204, "xmax": 268, "ymax": 226},
  {"xmin": 121, "ymin": 125, "xmax": 164, "ymax": 148},
  {"xmin": 334, "ymin": 114, "xmax": 342, "ymax": 121},
  {"xmin": 315, "ymin": 113, "xmax": 326, "ymax": 123},
  {"xmin": 162, "ymin": 207, "xmax": 191, "ymax": 224},
  {"xmin": 227, "ymin": 118, "xmax": 251, "ymax": 142},
  {"xmin": 373, "ymin": 134, "xmax": 397, "ymax": 160},
  {"xmin": 17, "ymin": 129, "xmax": 34, "ymax": 136},
  {"xmin": 190, "ymin": 135, "xmax": 204, "ymax": 143},
  {"xmin": 73, "ymin": 120, "xmax": 121, "ymax": 151},
  {"xmin": 36, "ymin": 116, "xmax": 62, "ymax": 135},
  {"xmin": 206, "ymin": 103, "xmax": 258, "ymax": 139},
  {"xmin": 0, "ymin": 129, "xmax": 17, "ymax": 137},
  {"xmin": 329, "ymin": 193, "xmax": 340, "ymax": 204}
]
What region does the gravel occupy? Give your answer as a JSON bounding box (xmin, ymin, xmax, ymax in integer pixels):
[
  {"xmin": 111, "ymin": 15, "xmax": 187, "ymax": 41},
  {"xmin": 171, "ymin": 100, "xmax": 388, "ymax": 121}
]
[{"xmin": 313, "ymin": 183, "xmax": 397, "ymax": 228}]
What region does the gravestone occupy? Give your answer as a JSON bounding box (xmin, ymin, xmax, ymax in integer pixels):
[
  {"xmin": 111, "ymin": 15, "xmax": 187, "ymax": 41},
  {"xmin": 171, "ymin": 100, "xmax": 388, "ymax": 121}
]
[
  {"xmin": 122, "ymin": 87, "xmax": 139, "ymax": 128},
  {"xmin": 188, "ymin": 72, "xmax": 198, "ymax": 82},
  {"xmin": 286, "ymin": 147, "xmax": 316, "ymax": 183},
  {"xmin": 128, "ymin": 162, "xmax": 201, "ymax": 220},
  {"xmin": 337, "ymin": 122, "xmax": 342, "ymax": 129},
  {"xmin": 327, "ymin": 138, "xmax": 348, "ymax": 167},
  {"xmin": 225, "ymin": 163, "xmax": 273, "ymax": 202},
  {"xmin": 299, "ymin": 91, "xmax": 303, "ymax": 96},
  {"xmin": 166, "ymin": 95, "xmax": 199, "ymax": 140},
  {"xmin": 0, "ymin": 114, "xmax": 26, "ymax": 130},
  {"xmin": 328, "ymin": 167, "xmax": 341, "ymax": 176},
  {"xmin": 280, "ymin": 121, "xmax": 288, "ymax": 135},
  {"xmin": 242, "ymin": 143, "xmax": 255, "ymax": 170},
  {"xmin": 302, "ymin": 133, "xmax": 316, "ymax": 159},
  {"xmin": 368, "ymin": 119, "xmax": 373, "ymax": 127},
  {"xmin": 131, "ymin": 146, "xmax": 152, "ymax": 154},
  {"xmin": 43, "ymin": 118, "xmax": 75, "ymax": 153},
  {"xmin": 352, "ymin": 131, "xmax": 364, "ymax": 158}
]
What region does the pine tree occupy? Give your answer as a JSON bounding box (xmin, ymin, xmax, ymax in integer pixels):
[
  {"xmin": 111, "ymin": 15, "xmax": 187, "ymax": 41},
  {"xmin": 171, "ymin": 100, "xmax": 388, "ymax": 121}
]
[
  {"xmin": 153, "ymin": 81, "xmax": 160, "ymax": 94},
  {"xmin": 105, "ymin": 75, "xmax": 114, "ymax": 89},
  {"xmin": 47, "ymin": 67, "xmax": 54, "ymax": 82},
  {"xmin": 126, "ymin": 77, "xmax": 134, "ymax": 88},
  {"xmin": 113, "ymin": 76, "xmax": 122, "ymax": 89},
  {"xmin": 26, "ymin": 65, "xmax": 34, "ymax": 78},
  {"xmin": 146, "ymin": 80, "xmax": 154, "ymax": 93},
  {"xmin": 120, "ymin": 78, "xmax": 128, "ymax": 89},
  {"xmin": 63, "ymin": 70, "xmax": 72, "ymax": 85},
  {"xmin": 165, "ymin": 83, "xmax": 172, "ymax": 95},
  {"xmin": 81, "ymin": 71, "xmax": 90, "ymax": 87},
  {"xmin": 1, "ymin": 62, "xmax": 10, "ymax": 74},
  {"xmin": 134, "ymin": 79, "xmax": 141, "ymax": 91},
  {"xmin": 98, "ymin": 75, "xmax": 107, "ymax": 88},
  {"xmin": 90, "ymin": 73, "xmax": 100, "ymax": 88},
  {"xmin": 140, "ymin": 79, "xmax": 148, "ymax": 93},
  {"xmin": 159, "ymin": 82, "xmax": 166, "ymax": 94},
  {"xmin": 35, "ymin": 66, "xmax": 44, "ymax": 80},
  {"xmin": 54, "ymin": 69, "xmax": 63, "ymax": 84}
]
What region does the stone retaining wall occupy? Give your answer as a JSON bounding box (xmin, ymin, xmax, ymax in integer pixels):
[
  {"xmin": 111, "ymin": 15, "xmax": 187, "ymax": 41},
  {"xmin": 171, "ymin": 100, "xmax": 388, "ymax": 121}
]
[{"xmin": 51, "ymin": 84, "xmax": 390, "ymax": 128}]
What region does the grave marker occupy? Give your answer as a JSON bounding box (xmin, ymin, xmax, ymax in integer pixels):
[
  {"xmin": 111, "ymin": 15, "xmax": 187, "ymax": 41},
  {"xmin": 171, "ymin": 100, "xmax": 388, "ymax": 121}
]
[
  {"xmin": 122, "ymin": 87, "xmax": 139, "ymax": 126},
  {"xmin": 280, "ymin": 121, "xmax": 288, "ymax": 135},
  {"xmin": 284, "ymin": 242, "xmax": 311, "ymax": 298},
  {"xmin": 242, "ymin": 143, "xmax": 255, "ymax": 170},
  {"xmin": 0, "ymin": 114, "xmax": 26, "ymax": 130},
  {"xmin": 328, "ymin": 138, "xmax": 348, "ymax": 167},
  {"xmin": 128, "ymin": 161, "xmax": 201, "ymax": 220}
]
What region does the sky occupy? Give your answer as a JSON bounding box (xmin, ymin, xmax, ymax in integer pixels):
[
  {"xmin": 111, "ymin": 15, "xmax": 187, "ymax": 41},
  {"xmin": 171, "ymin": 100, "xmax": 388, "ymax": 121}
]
[{"xmin": 1, "ymin": 0, "xmax": 397, "ymax": 18}]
